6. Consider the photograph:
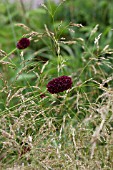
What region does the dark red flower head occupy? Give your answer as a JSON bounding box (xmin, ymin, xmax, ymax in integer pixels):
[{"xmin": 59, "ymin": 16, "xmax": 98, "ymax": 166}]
[
  {"xmin": 16, "ymin": 38, "xmax": 30, "ymax": 49},
  {"xmin": 47, "ymin": 75, "xmax": 72, "ymax": 94}
]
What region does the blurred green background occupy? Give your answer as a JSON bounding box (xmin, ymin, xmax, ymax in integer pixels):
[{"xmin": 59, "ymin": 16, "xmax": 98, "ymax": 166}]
[{"xmin": 1, "ymin": 0, "xmax": 113, "ymax": 52}]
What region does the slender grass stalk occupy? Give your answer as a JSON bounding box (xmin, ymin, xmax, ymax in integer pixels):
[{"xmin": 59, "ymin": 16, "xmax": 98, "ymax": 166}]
[{"xmin": 0, "ymin": 48, "xmax": 17, "ymax": 61}]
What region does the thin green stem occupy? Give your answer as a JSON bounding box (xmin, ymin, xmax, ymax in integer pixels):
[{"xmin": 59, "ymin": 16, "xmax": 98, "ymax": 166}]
[
  {"xmin": 1, "ymin": 48, "xmax": 17, "ymax": 61},
  {"xmin": 5, "ymin": 0, "xmax": 17, "ymax": 47}
]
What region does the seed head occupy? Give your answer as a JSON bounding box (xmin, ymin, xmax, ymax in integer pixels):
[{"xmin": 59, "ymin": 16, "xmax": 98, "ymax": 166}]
[
  {"xmin": 16, "ymin": 38, "xmax": 30, "ymax": 49},
  {"xmin": 47, "ymin": 76, "xmax": 72, "ymax": 94}
]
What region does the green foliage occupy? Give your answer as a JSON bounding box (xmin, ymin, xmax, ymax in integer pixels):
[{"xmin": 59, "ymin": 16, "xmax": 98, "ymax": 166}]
[{"xmin": 0, "ymin": 0, "xmax": 113, "ymax": 169}]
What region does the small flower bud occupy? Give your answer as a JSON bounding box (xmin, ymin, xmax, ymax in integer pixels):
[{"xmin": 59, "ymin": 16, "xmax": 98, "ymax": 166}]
[{"xmin": 16, "ymin": 38, "xmax": 30, "ymax": 49}]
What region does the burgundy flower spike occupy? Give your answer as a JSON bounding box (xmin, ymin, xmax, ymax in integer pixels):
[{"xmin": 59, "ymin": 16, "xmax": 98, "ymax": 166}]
[
  {"xmin": 47, "ymin": 76, "xmax": 72, "ymax": 94},
  {"xmin": 16, "ymin": 38, "xmax": 30, "ymax": 50}
]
